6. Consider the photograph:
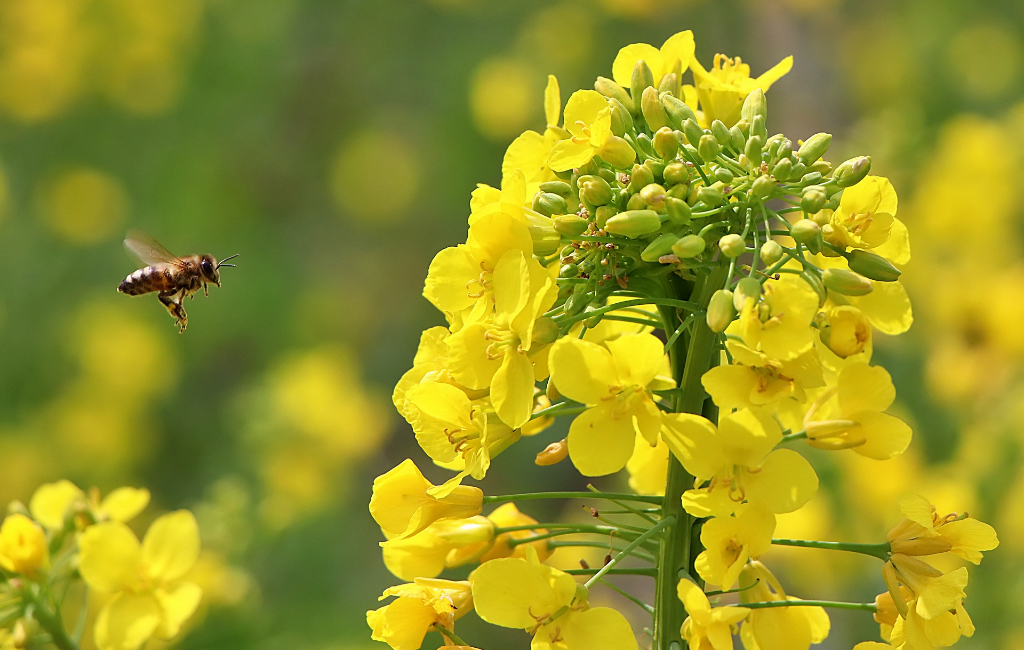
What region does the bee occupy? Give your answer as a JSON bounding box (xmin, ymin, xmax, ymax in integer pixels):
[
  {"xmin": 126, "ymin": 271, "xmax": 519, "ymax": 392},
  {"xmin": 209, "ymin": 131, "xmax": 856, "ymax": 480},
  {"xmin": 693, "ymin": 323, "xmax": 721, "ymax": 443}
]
[{"xmin": 116, "ymin": 229, "xmax": 238, "ymax": 332}]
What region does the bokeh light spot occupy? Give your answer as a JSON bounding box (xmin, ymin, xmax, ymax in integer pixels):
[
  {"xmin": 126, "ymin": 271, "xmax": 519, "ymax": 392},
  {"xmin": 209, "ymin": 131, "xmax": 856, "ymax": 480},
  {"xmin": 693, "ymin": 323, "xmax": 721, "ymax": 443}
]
[
  {"xmin": 330, "ymin": 129, "xmax": 420, "ymax": 224},
  {"xmin": 38, "ymin": 167, "xmax": 129, "ymax": 245},
  {"xmin": 469, "ymin": 57, "xmax": 537, "ymax": 141}
]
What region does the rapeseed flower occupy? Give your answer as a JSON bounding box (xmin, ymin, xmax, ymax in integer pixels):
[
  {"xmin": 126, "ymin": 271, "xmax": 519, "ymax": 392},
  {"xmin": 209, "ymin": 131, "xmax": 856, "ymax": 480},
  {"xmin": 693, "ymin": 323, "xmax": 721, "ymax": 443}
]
[
  {"xmin": 678, "ymin": 578, "xmax": 749, "ymax": 650},
  {"xmin": 368, "ymin": 579, "xmax": 473, "ymax": 650}
]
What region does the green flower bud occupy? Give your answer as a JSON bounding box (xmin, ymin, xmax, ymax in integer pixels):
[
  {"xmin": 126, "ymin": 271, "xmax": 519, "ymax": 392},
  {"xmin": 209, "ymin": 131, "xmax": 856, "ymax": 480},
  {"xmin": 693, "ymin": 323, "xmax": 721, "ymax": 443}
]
[
  {"xmin": 750, "ymin": 114, "xmax": 767, "ymax": 141},
  {"xmin": 707, "ymin": 289, "xmax": 737, "ymax": 333},
  {"xmin": 609, "ymin": 98, "xmax": 634, "ymax": 137},
  {"xmin": 713, "ymin": 166, "xmax": 734, "ymax": 184},
  {"xmin": 595, "ymin": 76, "xmax": 634, "ymax": 113},
  {"xmin": 845, "ymin": 250, "xmax": 902, "ymax": 282},
  {"xmin": 553, "ymin": 214, "xmax": 589, "ymax": 237},
  {"xmin": 719, "ymin": 233, "xmax": 745, "ymax": 258},
  {"xmin": 594, "ymin": 205, "xmax": 618, "ymax": 228},
  {"xmin": 604, "ymin": 209, "xmax": 661, "ymax": 238},
  {"xmin": 598, "ymin": 168, "xmax": 617, "ymax": 184},
  {"xmin": 800, "ymin": 185, "xmax": 827, "ymax": 214},
  {"xmin": 666, "ymin": 197, "xmax": 691, "ymax": 225},
  {"xmin": 631, "ymin": 60, "xmax": 654, "ymax": 109},
  {"xmin": 658, "ymin": 71, "xmax": 678, "ymax": 95},
  {"xmin": 639, "ymin": 183, "xmax": 667, "ymax": 212},
  {"xmin": 760, "ymin": 240, "xmax": 784, "ymax": 266},
  {"xmin": 629, "ymin": 163, "xmax": 655, "ymax": 193},
  {"xmin": 682, "ymin": 119, "xmax": 704, "ymax": 147},
  {"xmin": 808, "ymin": 160, "xmax": 832, "ymax": 175},
  {"xmin": 834, "ymin": 156, "xmax": 871, "ymax": 187},
  {"xmin": 653, "ymin": 127, "xmax": 679, "ymax": 160},
  {"xmin": 563, "ymin": 291, "xmax": 587, "ymax": 317},
  {"xmin": 790, "ymin": 161, "xmax": 806, "ymax": 179},
  {"xmin": 532, "ymin": 317, "xmax": 560, "ymax": 345},
  {"xmin": 744, "ymin": 135, "xmax": 764, "ymax": 167},
  {"xmin": 698, "ymin": 134, "xmax": 722, "ymax": 164},
  {"xmin": 599, "ymin": 135, "xmax": 637, "ymax": 169},
  {"xmin": 733, "ymin": 277, "xmax": 762, "ymax": 311},
  {"xmin": 641, "ymin": 86, "xmax": 669, "ymax": 131},
  {"xmin": 751, "ymin": 175, "xmax": 775, "ymax": 199},
  {"xmin": 663, "ymin": 162, "xmax": 690, "ymax": 186},
  {"xmin": 578, "ymin": 175, "xmax": 612, "ymax": 206},
  {"xmin": 533, "ymin": 191, "xmax": 568, "ymax": 217},
  {"xmin": 644, "ymin": 158, "xmax": 665, "ymax": 182},
  {"xmin": 711, "ymin": 120, "xmax": 731, "ymax": 146},
  {"xmin": 583, "ymin": 303, "xmax": 606, "ymax": 329},
  {"xmin": 800, "ymin": 269, "xmax": 827, "ymax": 307},
  {"xmin": 799, "ymin": 171, "xmax": 823, "ymax": 186},
  {"xmin": 672, "ymin": 234, "xmax": 705, "ymax": 258},
  {"xmin": 797, "ymin": 133, "xmax": 832, "ymax": 165},
  {"xmin": 626, "ymin": 193, "xmax": 647, "ymax": 211},
  {"xmin": 822, "ymin": 268, "xmax": 873, "ymax": 296},
  {"xmin": 540, "ymin": 180, "xmax": 572, "ymax": 197},
  {"xmin": 559, "ymin": 262, "xmax": 579, "ymax": 278},
  {"xmin": 667, "ymin": 183, "xmax": 689, "ymax": 199},
  {"xmin": 740, "ymin": 88, "xmax": 767, "ymax": 124},
  {"xmin": 790, "ymin": 219, "xmax": 821, "ymax": 244},
  {"xmin": 729, "ymin": 125, "xmax": 746, "ymax": 152},
  {"xmin": 772, "ymin": 158, "xmax": 793, "ymax": 182},
  {"xmin": 641, "ymin": 233, "xmax": 680, "ymax": 262},
  {"xmin": 697, "ymin": 182, "xmax": 725, "ymax": 206},
  {"xmin": 662, "ymin": 93, "xmax": 697, "ymax": 130},
  {"xmin": 635, "ymin": 133, "xmax": 656, "ymax": 158}
]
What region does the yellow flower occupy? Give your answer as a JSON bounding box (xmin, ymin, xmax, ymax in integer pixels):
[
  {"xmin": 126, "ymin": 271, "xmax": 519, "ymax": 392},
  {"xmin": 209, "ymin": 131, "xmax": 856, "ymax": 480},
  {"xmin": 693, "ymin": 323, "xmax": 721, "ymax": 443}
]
[
  {"xmin": 393, "ymin": 326, "xmax": 463, "ymax": 423},
  {"xmin": 549, "ymin": 332, "xmax": 673, "ymax": 476},
  {"xmin": 818, "ymin": 305, "xmax": 873, "ymax": 362},
  {"xmin": 0, "ymin": 514, "xmax": 48, "ymax": 577},
  {"xmin": 446, "ymin": 248, "xmax": 557, "ymax": 428},
  {"xmin": 469, "ymin": 168, "xmax": 560, "ymax": 256},
  {"xmin": 822, "ymin": 176, "xmax": 898, "ymax": 251},
  {"xmin": 29, "ymin": 480, "xmax": 150, "ymax": 530},
  {"xmin": 78, "ymin": 511, "xmax": 203, "ymax": 650},
  {"xmin": 802, "ymin": 363, "xmax": 913, "ymax": 460},
  {"xmin": 811, "ymin": 254, "xmax": 913, "ymax": 336},
  {"xmin": 369, "ymin": 459, "xmax": 484, "ymax": 540},
  {"xmin": 690, "ymin": 53, "xmax": 793, "ymax": 126},
  {"xmin": 887, "ymin": 493, "xmax": 998, "ymax": 564},
  {"xmin": 611, "ymin": 30, "xmax": 696, "ymax": 88},
  {"xmin": 471, "ymin": 547, "xmax": 638, "ymax": 650},
  {"xmin": 694, "ymin": 503, "xmax": 775, "ymax": 588},
  {"xmin": 626, "ymin": 434, "xmax": 669, "ymax": 496},
  {"xmin": 888, "ymin": 594, "xmax": 973, "ymax": 650},
  {"xmin": 662, "ymin": 409, "xmax": 818, "ymax": 518},
  {"xmin": 502, "ymin": 75, "xmax": 566, "ymax": 198},
  {"xmin": 701, "ymin": 340, "xmax": 824, "ymax": 411},
  {"xmin": 729, "ymin": 274, "xmax": 820, "ymax": 362},
  {"xmin": 548, "ymin": 90, "xmax": 635, "ymax": 172},
  {"xmin": 883, "ymin": 556, "xmax": 968, "ymax": 621},
  {"xmin": 677, "ymin": 578, "xmax": 749, "ymax": 650},
  {"xmin": 367, "ymin": 578, "xmax": 473, "ymax": 650},
  {"xmin": 737, "ymin": 562, "xmax": 830, "ymax": 650}
]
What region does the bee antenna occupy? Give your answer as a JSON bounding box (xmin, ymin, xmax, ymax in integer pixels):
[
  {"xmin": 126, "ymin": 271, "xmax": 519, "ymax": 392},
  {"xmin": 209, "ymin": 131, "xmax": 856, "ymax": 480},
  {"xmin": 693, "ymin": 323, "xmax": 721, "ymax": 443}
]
[{"xmin": 217, "ymin": 254, "xmax": 240, "ymax": 269}]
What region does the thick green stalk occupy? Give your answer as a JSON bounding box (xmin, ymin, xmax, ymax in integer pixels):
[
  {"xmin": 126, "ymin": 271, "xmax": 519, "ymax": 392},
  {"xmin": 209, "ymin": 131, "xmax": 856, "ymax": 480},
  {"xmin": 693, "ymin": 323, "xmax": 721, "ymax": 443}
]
[{"xmin": 653, "ymin": 264, "xmax": 728, "ymax": 650}]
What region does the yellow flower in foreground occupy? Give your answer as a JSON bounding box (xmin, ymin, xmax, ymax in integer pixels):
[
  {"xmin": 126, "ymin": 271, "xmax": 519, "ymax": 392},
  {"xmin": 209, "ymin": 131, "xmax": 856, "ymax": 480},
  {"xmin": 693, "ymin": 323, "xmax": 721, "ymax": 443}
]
[
  {"xmin": 823, "ymin": 176, "xmax": 897, "ymax": 251},
  {"xmin": 701, "ymin": 340, "xmax": 824, "ymax": 411},
  {"xmin": 887, "ymin": 493, "xmax": 998, "ymax": 564},
  {"xmin": 662, "ymin": 409, "xmax": 817, "ymax": 518},
  {"xmin": 29, "ymin": 479, "xmax": 150, "ymax": 530},
  {"xmin": 471, "ymin": 547, "xmax": 637, "ymax": 650},
  {"xmin": 548, "ymin": 90, "xmax": 635, "ymax": 172},
  {"xmin": 0, "ymin": 514, "xmax": 48, "ymax": 577},
  {"xmin": 738, "ymin": 562, "xmax": 830, "ymax": 650},
  {"xmin": 78, "ymin": 511, "xmax": 202, "ymax": 650},
  {"xmin": 549, "ymin": 332, "xmax": 672, "ymax": 476},
  {"xmin": 678, "ymin": 578, "xmax": 749, "ymax": 650},
  {"xmin": 367, "ymin": 578, "xmax": 473, "ymax": 650},
  {"xmin": 690, "ymin": 52, "xmax": 793, "ymax": 126},
  {"xmin": 729, "ymin": 274, "xmax": 819, "ymax": 362},
  {"xmin": 694, "ymin": 503, "xmax": 775, "ymax": 588},
  {"xmin": 369, "ymin": 459, "xmax": 484, "ymax": 540},
  {"xmin": 611, "ymin": 30, "xmax": 696, "ymax": 88},
  {"xmin": 502, "ymin": 75, "xmax": 565, "ymax": 198}
]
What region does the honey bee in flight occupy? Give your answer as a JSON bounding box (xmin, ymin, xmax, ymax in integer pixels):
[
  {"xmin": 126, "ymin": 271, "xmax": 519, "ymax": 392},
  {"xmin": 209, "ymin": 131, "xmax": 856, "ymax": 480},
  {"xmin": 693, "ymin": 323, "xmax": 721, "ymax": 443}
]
[{"xmin": 117, "ymin": 229, "xmax": 238, "ymax": 332}]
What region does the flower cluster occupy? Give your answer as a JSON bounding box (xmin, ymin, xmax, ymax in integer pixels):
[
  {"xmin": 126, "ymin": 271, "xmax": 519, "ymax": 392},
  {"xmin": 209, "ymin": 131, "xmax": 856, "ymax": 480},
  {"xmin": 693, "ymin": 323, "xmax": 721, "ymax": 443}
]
[
  {"xmin": 367, "ymin": 30, "xmax": 998, "ymax": 650},
  {"xmin": 0, "ymin": 480, "xmax": 204, "ymax": 650}
]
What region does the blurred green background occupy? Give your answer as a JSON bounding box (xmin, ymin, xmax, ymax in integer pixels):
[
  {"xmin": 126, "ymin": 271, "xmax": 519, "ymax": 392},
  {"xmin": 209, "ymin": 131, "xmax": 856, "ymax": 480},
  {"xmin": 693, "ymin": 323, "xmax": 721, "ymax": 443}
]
[{"xmin": 0, "ymin": 0, "xmax": 1022, "ymax": 648}]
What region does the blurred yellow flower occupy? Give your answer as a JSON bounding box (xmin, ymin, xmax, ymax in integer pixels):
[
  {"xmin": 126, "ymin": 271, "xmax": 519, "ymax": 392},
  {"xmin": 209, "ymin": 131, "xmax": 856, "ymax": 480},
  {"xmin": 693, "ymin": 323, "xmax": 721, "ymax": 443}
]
[
  {"xmin": 0, "ymin": 514, "xmax": 48, "ymax": 577},
  {"xmin": 38, "ymin": 168, "xmax": 129, "ymax": 245},
  {"xmin": 29, "ymin": 480, "xmax": 149, "ymax": 530},
  {"xmin": 469, "ymin": 57, "xmax": 537, "ymax": 140},
  {"xmin": 330, "ymin": 128, "xmax": 420, "ymax": 223}
]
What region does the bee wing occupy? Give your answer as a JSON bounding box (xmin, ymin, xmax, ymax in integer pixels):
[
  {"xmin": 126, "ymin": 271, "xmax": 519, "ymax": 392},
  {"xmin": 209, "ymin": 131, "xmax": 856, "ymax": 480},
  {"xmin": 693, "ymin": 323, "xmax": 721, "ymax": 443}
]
[{"xmin": 124, "ymin": 229, "xmax": 184, "ymax": 267}]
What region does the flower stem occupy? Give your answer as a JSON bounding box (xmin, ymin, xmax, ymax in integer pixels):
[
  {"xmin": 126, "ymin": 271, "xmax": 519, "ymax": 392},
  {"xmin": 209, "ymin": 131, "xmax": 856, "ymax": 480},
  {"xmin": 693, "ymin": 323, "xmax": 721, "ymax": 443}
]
[
  {"xmin": 771, "ymin": 538, "xmax": 891, "ymax": 561},
  {"xmin": 433, "ymin": 624, "xmax": 468, "ymax": 646},
  {"xmin": 565, "ymin": 567, "xmax": 658, "ymax": 577},
  {"xmin": 29, "ymin": 598, "xmax": 80, "ymax": 650},
  {"xmin": 585, "ymin": 516, "xmax": 674, "ymax": 589},
  {"xmin": 732, "ymin": 599, "xmax": 878, "ymax": 612},
  {"xmin": 546, "ymin": 540, "xmax": 657, "ymax": 563},
  {"xmin": 598, "ymin": 578, "xmax": 655, "ymax": 615},
  {"xmin": 483, "ymin": 492, "xmax": 663, "ymax": 505}
]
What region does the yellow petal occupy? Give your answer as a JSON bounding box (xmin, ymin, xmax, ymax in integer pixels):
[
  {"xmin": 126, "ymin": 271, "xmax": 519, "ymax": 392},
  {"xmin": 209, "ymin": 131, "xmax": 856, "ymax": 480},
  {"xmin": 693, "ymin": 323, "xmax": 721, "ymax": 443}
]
[
  {"xmin": 847, "ymin": 281, "xmax": 913, "ymax": 335},
  {"xmin": 702, "ymin": 365, "xmax": 759, "ymax": 411},
  {"xmin": 659, "ymin": 31, "xmax": 696, "ymax": 72},
  {"xmin": 717, "ymin": 409, "xmax": 781, "ymax": 469},
  {"xmin": 491, "ymin": 349, "xmax": 535, "ymax": 429},
  {"xmin": 99, "ymin": 488, "xmax": 151, "ymax": 523},
  {"xmin": 940, "ymin": 518, "xmax": 999, "ymax": 564},
  {"xmin": 838, "ymin": 363, "xmax": 895, "ymax": 414},
  {"xmin": 612, "ymin": 43, "xmax": 665, "ymax": 87},
  {"xmin": 753, "ymin": 56, "xmax": 793, "ymax": 90},
  {"xmin": 852, "ymin": 411, "xmax": 912, "ymax": 460},
  {"xmin": 141, "ymin": 511, "xmax": 201, "ymax": 583},
  {"xmin": 677, "ymin": 579, "xmax": 711, "ymax": 616},
  {"xmin": 873, "ymin": 217, "xmax": 911, "ymax": 265},
  {"xmin": 503, "ymin": 130, "xmax": 549, "ymax": 183},
  {"xmin": 447, "ymin": 323, "xmax": 501, "ymax": 390},
  {"xmin": 896, "ymin": 493, "xmax": 935, "ymax": 528},
  {"xmin": 468, "ymin": 212, "xmax": 534, "ymax": 272},
  {"xmin": 94, "ymin": 594, "xmax": 161, "ymax": 650},
  {"xmin": 626, "ymin": 435, "xmax": 668, "ymax": 496},
  {"xmin": 382, "ymin": 528, "xmax": 452, "ymax": 581},
  {"xmin": 562, "ymin": 607, "xmax": 638, "ymax": 650},
  {"xmin": 79, "ymin": 522, "xmax": 142, "ymax": 593},
  {"xmin": 493, "ymin": 250, "xmax": 530, "ymax": 318},
  {"xmin": 562, "ymin": 90, "xmax": 611, "ymax": 137},
  {"xmin": 682, "ymin": 485, "xmax": 740, "ymax": 518},
  {"xmin": 471, "ymin": 555, "xmax": 575, "ymax": 629},
  {"xmin": 29, "ymin": 480, "xmax": 83, "ymax": 530},
  {"xmin": 549, "ymin": 337, "xmax": 617, "ymax": 404},
  {"xmin": 548, "ymin": 139, "xmax": 595, "ymax": 172},
  {"xmin": 567, "ymin": 401, "xmax": 636, "ymax": 477},
  {"xmin": 424, "ymin": 246, "xmax": 479, "ymax": 315},
  {"xmin": 605, "ymin": 333, "xmax": 666, "ymax": 388},
  {"xmin": 744, "ymin": 449, "xmax": 818, "ymax": 514},
  {"xmin": 544, "ymin": 75, "xmax": 561, "ymax": 127},
  {"xmin": 660, "ymin": 413, "xmax": 724, "ymax": 481},
  {"xmin": 374, "ymin": 596, "xmax": 439, "ymax": 650},
  {"xmin": 153, "ymin": 582, "xmax": 202, "ymax": 639},
  {"xmin": 915, "ymin": 567, "xmax": 968, "ymax": 619}
]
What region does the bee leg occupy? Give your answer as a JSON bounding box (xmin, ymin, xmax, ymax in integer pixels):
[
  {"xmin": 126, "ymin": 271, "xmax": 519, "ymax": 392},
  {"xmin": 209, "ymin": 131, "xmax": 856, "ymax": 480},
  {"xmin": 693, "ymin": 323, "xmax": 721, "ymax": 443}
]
[
  {"xmin": 158, "ymin": 290, "xmax": 188, "ymax": 332},
  {"xmin": 203, "ymin": 282, "xmax": 209, "ymax": 297}
]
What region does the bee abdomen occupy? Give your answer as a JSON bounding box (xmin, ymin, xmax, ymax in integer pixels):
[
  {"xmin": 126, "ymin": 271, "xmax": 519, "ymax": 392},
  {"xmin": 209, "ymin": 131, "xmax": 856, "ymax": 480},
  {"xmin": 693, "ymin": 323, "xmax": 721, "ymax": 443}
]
[{"xmin": 118, "ymin": 266, "xmax": 173, "ymax": 295}]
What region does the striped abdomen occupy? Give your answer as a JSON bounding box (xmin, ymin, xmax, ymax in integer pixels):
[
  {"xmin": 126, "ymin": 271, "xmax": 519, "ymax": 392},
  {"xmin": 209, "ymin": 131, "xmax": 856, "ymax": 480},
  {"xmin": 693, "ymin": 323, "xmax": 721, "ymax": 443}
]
[{"xmin": 117, "ymin": 264, "xmax": 179, "ymax": 295}]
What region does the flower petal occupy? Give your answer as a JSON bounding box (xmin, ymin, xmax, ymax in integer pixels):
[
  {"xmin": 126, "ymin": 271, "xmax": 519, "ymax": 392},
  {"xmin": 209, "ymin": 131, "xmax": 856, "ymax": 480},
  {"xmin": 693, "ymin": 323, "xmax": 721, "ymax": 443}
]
[
  {"xmin": 153, "ymin": 582, "xmax": 202, "ymax": 640},
  {"xmin": 562, "ymin": 607, "xmax": 638, "ymax": 650},
  {"xmin": 491, "ymin": 349, "xmax": 535, "ymax": 429},
  {"xmin": 549, "ymin": 337, "xmax": 617, "ymax": 404},
  {"xmin": 79, "ymin": 522, "xmax": 142, "ymax": 593},
  {"xmin": 94, "ymin": 594, "xmax": 160, "ymax": 650},
  {"xmin": 567, "ymin": 401, "xmax": 636, "ymax": 477},
  {"xmin": 141, "ymin": 511, "xmax": 201, "ymax": 583},
  {"xmin": 744, "ymin": 449, "xmax": 818, "ymax": 514},
  {"xmin": 100, "ymin": 488, "xmax": 151, "ymax": 523}
]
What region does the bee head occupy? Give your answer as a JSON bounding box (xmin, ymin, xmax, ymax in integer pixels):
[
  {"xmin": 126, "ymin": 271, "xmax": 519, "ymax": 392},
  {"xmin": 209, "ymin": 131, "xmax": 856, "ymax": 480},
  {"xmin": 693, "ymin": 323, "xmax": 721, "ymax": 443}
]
[{"xmin": 200, "ymin": 255, "xmax": 221, "ymax": 286}]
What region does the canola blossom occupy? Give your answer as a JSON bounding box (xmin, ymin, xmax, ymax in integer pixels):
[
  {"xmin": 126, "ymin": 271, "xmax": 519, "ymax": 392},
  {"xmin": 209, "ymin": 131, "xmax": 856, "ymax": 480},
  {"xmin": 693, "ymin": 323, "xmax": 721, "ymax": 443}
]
[{"xmin": 366, "ymin": 29, "xmax": 998, "ymax": 650}]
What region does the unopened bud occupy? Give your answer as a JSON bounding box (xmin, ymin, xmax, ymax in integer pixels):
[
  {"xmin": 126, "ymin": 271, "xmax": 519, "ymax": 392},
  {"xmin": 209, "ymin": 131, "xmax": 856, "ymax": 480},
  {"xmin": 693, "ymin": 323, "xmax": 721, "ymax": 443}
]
[
  {"xmin": 639, "ymin": 183, "xmax": 667, "ymax": 212},
  {"xmin": 707, "ymin": 289, "xmax": 737, "ymax": 333},
  {"xmin": 797, "ymin": 133, "xmax": 832, "ymax": 165},
  {"xmin": 790, "ymin": 219, "xmax": 821, "ymax": 244},
  {"xmin": 718, "ymin": 234, "xmax": 745, "ymax": 258},
  {"xmin": 846, "ymin": 250, "xmax": 902, "ymax": 282},
  {"xmin": 740, "ymin": 88, "xmax": 767, "ymax": 124},
  {"xmin": 629, "ymin": 163, "xmax": 655, "ymax": 192},
  {"xmin": 626, "ymin": 193, "xmax": 647, "ymax": 211},
  {"xmin": 594, "ymin": 205, "xmax": 617, "ymax": 228},
  {"xmin": 713, "ymin": 166, "xmax": 734, "ymax": 184},
  {"xmin": 698, "ymin": 134, "xmax": 721, "ymax": 163},
  {"xmin": 808, "ymin": 160, "xmax": 832, "ymax": 175},
  {"xmin": 800, "ymin": 185, "xmax": 827, "ymax": 214},
  {"xmin": 532, "ymin": 317, "xmax": 560, "ymax": 346},
  {"xmin": 533, "ymin": 192, "xmax": 567, "ymax": 217},
  {"xmin": 579, "ymin": 175, "xmax": 612, "ymax": 206},
  {"xmin": 662, "ymin": 93, "xmax": 697, "ymax": 130},
  {"xmin": 539, "ymin": 180, "xmax": 572, "ymax": 197},
  {"xmin": 834, "ymin": 156, "xmax": 871, "ymax": 187},
  {"xmin": 733, "ymin": 277, "xmax": 762, "ymax": 311},
  {"xmin": 672, "ymin": 234, "xmax": 705, "ymax": 258},
  {"xmin": 750, "ymin": 114, "xmax": 767, "ymax": 141},
  {"xmin": 772, "ymin": 157, "xmax": 794, "ymax": 182},
  {"xmin": 641, "ymin": 86, "xmax": 669, "ymax": 131},
  {"xmin": 760, "ymin": 240, "xmax": 784, "ymax": 265},
  {"xmin": 744, "ymin": 135, "xmax": 764, "ymax": 167},
  {"xmin": 822, "ymin": 268, "xmax": 873, "ymax": 296},
  {"xmin": 535, "ymin": 439, "xmax": 569, "ymax": 466},
  {"xmin": 697, "ymin": 183, "xmax": 725, "ymax": 207},
  {"xmin": 653, "ymin": 127, "xmax": 679, "ymax": 159},
  {"xmin": 729, "ymin": 125, "xmax": 745, "ymax": 151},
  {"xmin": 800, "ymin": 270, "xmax": 827, "ymax": 307},
  {"xmin": 563, "ymin": 291, "xmax": 587, "ymax": 317},
  {"xmin": 658, "ymin": 71, "xmax": 678, "ymax": 94},
  {"xmin": 631, "ymin": 60, "xmax": 654, "ymax": 109},
  {"xmin": 599, "ymin": 136, "xmax": 637, "ymax": 169},
  {"xmin": 682, "ymin": 119, "xmax": 704, "ymax": 147},
  {"xmin": 609, "ymin": 98, "xmax": 633, "ymax": 136},
  {"xmin": 642, "ymin": 233, "xmax": 680, "ymax": 262},
  {"xmin": 666, "ymin": 197, "xmax": 691, "ymax": 226},
  {"xmin": 711, "ymin": 119, "xmax": 731, "ymax": 146},
  {"xmin": 559, "ymin": 263, "xmax": 579, "ymax": 278},
  {"xmin": 663, "ymin": 162, "xmax": 689, "ymax": 186},
  {"xmin": 553, "ymin": 215, "xmax": 589, "ymax": 237},
  {"xmin": 596, "ymin": 76, "xmax": 634, "ymax": 113},
  {"xmin": 604, "ymin": 209, "xmax": 661, "ymax": 238},
  {"xmin": 751, "ymin": 175, "xmax": 775, "ymax": 199}
]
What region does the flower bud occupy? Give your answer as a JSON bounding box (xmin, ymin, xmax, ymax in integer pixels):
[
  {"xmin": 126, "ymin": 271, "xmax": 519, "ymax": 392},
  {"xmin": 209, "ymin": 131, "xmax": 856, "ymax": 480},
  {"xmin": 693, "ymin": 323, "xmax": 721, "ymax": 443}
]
[
  {"xmin": 641, "ymin": 233, "xmax": 680, "ymax": 262},
  {"xmin": 626, "ymin": 193, "xmax": 647, "ymax": 211},
  {"xmin": 609, "ymin": 98, "xmax": 634, "ymax": 136},
  {"xmin": 822, "ymin": 268, "xmax": 873, "ymax": 296},
  {"xmin": 666, "ymin": 197, "xmax": 691, "ymax": 226},
  {"xmin": 733, "ymin": 277, "xmax": 762, "ymax": 311},
  {"xmin": 631, "ymin": 60, "xmax": 654, "ymax": 109},
  {"xmin": 533, "ymin": 192, "xmax": 567, "ymax": 217},
  {"xmin": 535, "ymin": 439, "xmax": 569, "ymax": 466},
  {"xmin": 539, "ymin": 180, "xmax": 572, "ymax": 197},
  {"xmin": 713, "ymin": 166, "xmax": 734, "ymax": 184},
  {"xmin": 800, "ymin": 185, "xmax": 827, "ymax": 214},
  {"xmin": 834, "ymin": 156, "xmax": 871, "ymax": 187},
  {"xmin": 629, "ymin": 163, "xmax": 655, "ymax": 192},
  {"xmin": 553, "ymin": 214, "xmax": 589, "ymax": 237},
  {"xmin": 744, "ymin": 135, "xmax": 764, "ymax": 167},
  {"xmin": 797, "ymin": 133, "xmax": 832, "ymax": 165},
  {"xmin": 653, "ymin": 127, "xmax": 679, "ymax": 159},
  {"xmin": 800, "ymin": 269, "xmax": 827, "ymax": 307},
  {"xmin": 663, "ymin": 162, "xmax": 689, "ymax": 186},
  {"xmin": 697, "ymin": 183, "xmax": 725, "ymax": 206},
  {"xmin": 729, "ymin": 125, "xmax": 745, "ymax": 151},
  {"xmin": 751, "ymin": 175, "xmax": 775, "ymax": 199},
  {"xmin": 662, "ymin": 93, "xmax": 697, "ymax": 130},
  {"xmin": 532, "ymin": 317, "xmax": 560, "ymax": 345},
  {"xmin": 740, "ymin": 88, "xmax": 767, "ymax": 124},
  {"xmin": 760, "ymin": 240, "xmax": 784, "ymax": 265},
  {"xmin": 682, "ymin": 119, "xmax": 704, "ymax": 146},
  {"xmin": 563, "ymin": 291, "xmax": 587, "ymax": 317},
  {"xmin": 604, "ymin": 209, "xmax": 662, "ymax": 238},
  {"xmin": 718, "ymin": 234, "xmax": 745, "ymax": 258},
  {"xmin": 672, "ymin": 234, "xmax": 705, "ymax": 258},
  {"xmin": 711, "ymin": 119, "xmax": 731, "ymax": 146},
  {"xmin": 641, "ymin": 86, "xmax": 669, "ymax": 131},
  {"xmin": 595, "ymin": 76, "xmax": 634, "ymax": 113},
  {"xmin": 559, "ymin": 263, "xmax": 579, "ymax": 278},
  {"xmin": 846, "ymin": 250, "xmax": 902, "ymax": 282},
  {"xmin": 772, "ymin": 157, "xmax": 794, "ymax": 182},
  {"xmin": 658, "ymin": 71, "xmax": 678, "ymax": 94},
  {"xmin": 578, "ymin": 175, "xmax": 612, "ymax": 206},
  {"xmin": 433, "ymin": 516, "xmax": 495, "ymax": 544},
  {"xmin": 639, "ymin": 183, "xmax": 667, "ymax": 212},
  {"xmin": 808, "ymin": 160, "xmax": 832, "ymax": 175},
  {"xmin": 594, "ymin": 205, "xmax": 617, "ymax": 228},
  {"xmin": 799, "ymin": 171, "xmax": 823, "ymax": 186},
  {"xmin": 599, "ymin": 135, "xmax": 637, "ymax": 169},
  {"xmin": 698, "ymin": 134, "xmax": 721, "ymax": 163},
  {"xmin": 707, "ymin": 289, "xmax": 737, "ymax": 332},
  {"xmin": 790, "ymin": 219, "xmax": 821, "ymax": 244}
]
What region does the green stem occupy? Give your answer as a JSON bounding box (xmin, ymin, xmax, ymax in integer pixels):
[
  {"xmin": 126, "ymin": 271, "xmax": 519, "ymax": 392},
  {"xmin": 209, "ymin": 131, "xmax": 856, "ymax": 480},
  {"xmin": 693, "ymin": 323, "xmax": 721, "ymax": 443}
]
[
  {"xmin": 598, "ymin": 578, "xmax": 655, "ymax": 614},
  {"xmin": 547, "ymin": 540, "xmax": 657, "ymax": 563},
  {"xmin": 732, "ymin": 600, "xmax": 877, "ymax": 612},
  {"xmin": 585, "ymin": 517, "xmax": 674, "ymax": 588},
  {"xmin": 778, "ymin": 430, "xmax": 807, "ymax": 445},
  {"xmin": 530, "ymin": 402, "xmax": 588, "ymax": 421},
  {"xmin": 565, "ymin": 567, "xmax": 658, "ymax": 577},
  {"xmin": 30, "ymin": 599, "xmax": 80, "ymax": 650},
  {"xmin": 598, "ymin": 314, "xmax": 666, "ymax": 329},
  {"xmin": 433, "ymin": 624, "xmax": 468, "ymax": 646},
  {"xmin": 771, "ymin": 538, "xmax": 891, "ymax": 561},
  {"xmin": 483, "ymin": 492, "xmax": 663, "ymax": 505}
]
